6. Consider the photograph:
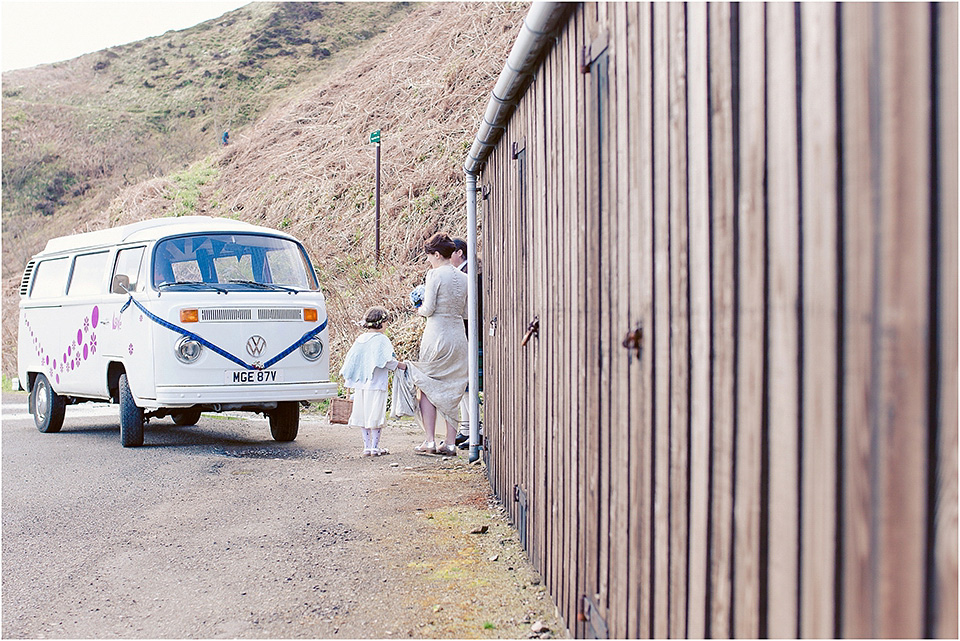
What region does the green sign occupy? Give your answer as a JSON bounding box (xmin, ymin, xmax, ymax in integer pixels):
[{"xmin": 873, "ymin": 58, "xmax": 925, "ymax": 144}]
[{"xmin": 369, "ymin": 129, "xmax": 381, "ymax": 144}]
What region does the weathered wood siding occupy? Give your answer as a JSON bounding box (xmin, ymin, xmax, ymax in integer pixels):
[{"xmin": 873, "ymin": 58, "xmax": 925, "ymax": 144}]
[{"xmin": 478, "ymin": 3, "xmax": 957, "ymax": 638}]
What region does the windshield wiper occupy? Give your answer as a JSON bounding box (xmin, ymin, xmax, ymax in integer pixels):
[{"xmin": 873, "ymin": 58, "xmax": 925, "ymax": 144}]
[
  {"xmin": 227, "ymin": 279, "xmax": 299, "ymax": 293},
  {"xmin": 158, "ymin": 281, "xmax": 228, "ymax": 294}
]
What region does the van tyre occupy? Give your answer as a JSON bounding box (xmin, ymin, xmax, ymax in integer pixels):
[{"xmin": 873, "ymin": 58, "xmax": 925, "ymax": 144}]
[
  {"xmin": 32, "ymin": 374, "xmax": 65, "ymax": 433},
  {"xmin": 172, "ymin": 410, "xmax": 202, "ymax": 426},
  {"xmin": 119, "ymin": 373, "xmax": 144, "ymax": 447},
  {"xmin": 269, "ymin": 402, "xmax": 299, "ymax": 442}
]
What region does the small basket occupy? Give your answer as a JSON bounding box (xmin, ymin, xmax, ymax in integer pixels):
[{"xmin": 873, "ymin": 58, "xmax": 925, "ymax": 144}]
[{"xmin": 329, "ymin": 398, "xmax": 353, "ymax": 424}]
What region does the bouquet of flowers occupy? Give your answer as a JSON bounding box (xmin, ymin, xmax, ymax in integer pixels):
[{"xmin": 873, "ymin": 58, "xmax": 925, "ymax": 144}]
[{"xmin": 409, "ymin": 284, "xmax": 425, "ymax": 308}]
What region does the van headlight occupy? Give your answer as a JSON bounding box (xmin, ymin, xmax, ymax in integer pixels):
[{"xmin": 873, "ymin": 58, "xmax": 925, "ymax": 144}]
[
  {"xmin": 300, "ymin": 338, "xmax": 323, "ymax": 361},
  {"xmin": 175, "ymin": 337, "xmax": 203, "ymax": 363}
]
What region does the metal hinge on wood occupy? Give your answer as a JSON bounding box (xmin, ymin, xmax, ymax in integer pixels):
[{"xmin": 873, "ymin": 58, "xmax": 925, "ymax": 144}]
[
  {"xmin": 578, "ymin": 594, "xmax": 609, "ymax": 639},
  {"xmin": 513, "ymin": 484, "xmax": 528, "ymax": 552},
  {"xmin": 581, "ymin": 29, "xmax": 609, "ymax": 73},
  {"xmin": 482, "ymin": 183, "xmax": 491, "ymax": 201},
  {"xmin": 512, "ymin": 137, "xmax": 526, "ymax": 160},
  {"xmin": 521, "ymin": 316, "xmax": 539, "ymax": 347},
  {"xmin": 622, "ymin": 323, "xmax": 643, "ymax": 359}
]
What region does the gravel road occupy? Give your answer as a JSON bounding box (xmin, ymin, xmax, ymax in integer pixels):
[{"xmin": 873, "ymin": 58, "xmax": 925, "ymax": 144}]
[{"xmin": 2, "ymin": 391, "xmax": 564, "ymax": 638}]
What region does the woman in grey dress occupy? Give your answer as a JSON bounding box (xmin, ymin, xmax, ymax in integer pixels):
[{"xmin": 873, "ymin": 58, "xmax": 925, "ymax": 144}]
[{"xmin": 406, "ymin": 233, "xmax": 468, "ymax": 456}]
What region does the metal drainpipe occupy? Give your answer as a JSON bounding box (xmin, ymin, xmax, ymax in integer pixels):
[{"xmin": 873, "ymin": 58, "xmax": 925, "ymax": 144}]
[
  {"xmin": 463, "ymin": 2, "xmax": 570, "ymax": 463},
  {"xmin": 466, "ymin": 172, "xmax": 481, "ymax": 463}
]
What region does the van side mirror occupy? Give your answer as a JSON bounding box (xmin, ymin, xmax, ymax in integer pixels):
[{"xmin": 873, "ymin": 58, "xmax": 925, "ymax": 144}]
[{"xmin": 112, "ymin": 274, "xmax": 130, "ymax": 294}]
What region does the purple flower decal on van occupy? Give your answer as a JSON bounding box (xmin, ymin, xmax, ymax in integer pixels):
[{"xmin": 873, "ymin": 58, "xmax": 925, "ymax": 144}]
[
  {"xmin": 89, "ymin": 333, "xmax": 97, "ymax": 355},
  {"xmin": 128, "ymin": 343, "xmax": 134, "ymax": 355},
  {"xmin": 84, "ymin": 317, "xmax": 90, "ymax": 333}
]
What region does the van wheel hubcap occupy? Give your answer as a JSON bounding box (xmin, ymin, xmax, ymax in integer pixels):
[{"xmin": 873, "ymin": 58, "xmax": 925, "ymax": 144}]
[{"xmin": 36, "ymin": 384, "xmax": 48, "ymax": 420}]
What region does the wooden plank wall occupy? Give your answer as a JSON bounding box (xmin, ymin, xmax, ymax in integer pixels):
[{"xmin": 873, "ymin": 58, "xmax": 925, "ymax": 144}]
[{"xmin": 478, "ymin": 2, "xmax": 958, "ymax": 638}]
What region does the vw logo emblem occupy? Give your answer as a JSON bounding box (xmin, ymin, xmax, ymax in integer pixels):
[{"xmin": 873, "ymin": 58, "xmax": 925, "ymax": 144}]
[{"xmin": 246, "ymin": 335, "xmax": 266, "ymax": 357}]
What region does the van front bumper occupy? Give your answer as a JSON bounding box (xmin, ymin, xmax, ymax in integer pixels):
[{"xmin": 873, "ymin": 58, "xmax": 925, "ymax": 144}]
[{"xmin": 152, "ymin": 381, "xmax": 339, "ymax": 407}]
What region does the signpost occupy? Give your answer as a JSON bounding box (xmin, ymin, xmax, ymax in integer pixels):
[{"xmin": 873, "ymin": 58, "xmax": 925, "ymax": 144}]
[{"xmin": 370, "ymin": 129, "xmax": 381, "ymax": 264}]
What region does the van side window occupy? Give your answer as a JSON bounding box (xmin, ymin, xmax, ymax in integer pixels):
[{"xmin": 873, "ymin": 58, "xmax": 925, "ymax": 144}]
[
  {"xmin": 29, "ymin": 257, "xmax": 70, "ymax": 298},
  {"xmin": 67, "ymin": 252, "xmax": 109, "ymax": 296},
  {"xmin": 112, "ymin": 247, "xmax": 146, "ymax": 294}
]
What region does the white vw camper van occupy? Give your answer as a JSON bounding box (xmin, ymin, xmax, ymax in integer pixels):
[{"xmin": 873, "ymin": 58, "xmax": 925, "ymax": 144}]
[{"xmin": 17, "ymin": 216, "xmax": 337, "ymax": 447}]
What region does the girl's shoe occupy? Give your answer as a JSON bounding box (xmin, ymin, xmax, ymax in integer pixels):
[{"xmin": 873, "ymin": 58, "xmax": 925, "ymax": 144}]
[
  {"xmin": 373, "ymin": 447, "xmax": 390, "ymax": 456},
  {"xmin": 362, "ymin": 448, "xmax": 374, "ymax": 457},
  {"xmin": 436, "ymin": 443, "xmax": 457, "ymax": 457},
  {"xmin": 414, "ymin": 441, "xmax": 437, "ymax": 455}
]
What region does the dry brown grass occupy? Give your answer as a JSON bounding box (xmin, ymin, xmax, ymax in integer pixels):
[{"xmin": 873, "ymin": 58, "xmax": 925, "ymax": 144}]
[{"xmin": 3, "ymin": 2, "xmax": 526, "ymax": 378}]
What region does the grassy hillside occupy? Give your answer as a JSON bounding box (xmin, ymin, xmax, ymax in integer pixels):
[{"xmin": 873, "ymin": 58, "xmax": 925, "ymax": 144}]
[
  {"xmin": 2, "ymin": 2, "xmax": 528, "ymax": 377},
  {"xmin": 2, "ymin": 2, "xmax": 415, "ymax": 271}
]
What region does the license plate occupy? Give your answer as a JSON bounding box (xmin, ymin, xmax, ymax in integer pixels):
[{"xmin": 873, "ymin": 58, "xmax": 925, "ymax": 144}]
[{"xmin": 226, "ymin": 370, "xmax": 283, "ymax": 384}]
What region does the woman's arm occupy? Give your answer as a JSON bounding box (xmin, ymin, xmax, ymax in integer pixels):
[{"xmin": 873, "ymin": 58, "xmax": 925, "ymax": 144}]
[{"xmin": 418, "ymin": 269, "xmax": 440, "ymax": 317}]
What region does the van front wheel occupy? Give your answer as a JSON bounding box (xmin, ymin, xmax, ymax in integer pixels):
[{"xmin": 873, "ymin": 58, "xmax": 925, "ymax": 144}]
[
  {"xmin": 32, "ymin": 374, "xmax": 65, "ymax": 433},
  {"xmin": 269, "ymin": 402, "xmax": 299, "ymax": 442},
  {"xmin": 119, "ymin": 373, "xmax": 144, "ymax": 447}
]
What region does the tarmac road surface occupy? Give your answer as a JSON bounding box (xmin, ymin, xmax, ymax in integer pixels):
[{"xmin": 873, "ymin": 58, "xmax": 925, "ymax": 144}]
[{"xmin": 1, "ymin": 392, "xmax": 564, "ymax": 639}]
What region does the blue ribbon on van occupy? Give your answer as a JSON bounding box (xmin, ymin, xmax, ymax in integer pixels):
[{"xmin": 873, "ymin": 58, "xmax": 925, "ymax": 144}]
[{"xmin": 121, "ymin": 295, "xmax": 327, "ymax": 371}]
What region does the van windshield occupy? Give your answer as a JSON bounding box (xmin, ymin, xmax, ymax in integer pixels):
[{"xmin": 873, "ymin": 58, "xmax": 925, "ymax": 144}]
[{"xmin": 153, "ymin": 233, "xmax": 318, "ymax": 292}]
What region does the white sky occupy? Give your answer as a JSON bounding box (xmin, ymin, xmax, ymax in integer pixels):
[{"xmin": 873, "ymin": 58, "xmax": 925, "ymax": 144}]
[{"xmin": 1, "ymin": 1, "xmax": 251, "ymax": 72}]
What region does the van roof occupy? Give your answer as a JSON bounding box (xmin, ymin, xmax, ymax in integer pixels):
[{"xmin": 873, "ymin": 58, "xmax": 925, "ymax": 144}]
[{"xmin": 36, "ymin": 216, "xmax": 297, "ymax": 257}]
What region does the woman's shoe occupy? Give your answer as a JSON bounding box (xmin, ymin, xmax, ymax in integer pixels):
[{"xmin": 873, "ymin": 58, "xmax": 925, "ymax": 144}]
[
  {"xmin": 414, "ymin": 441, "xmax": 437, "ymax": 455},
  {"xmin": 436, "ymin": 443, "xmax": 457, "ymax": 457}
]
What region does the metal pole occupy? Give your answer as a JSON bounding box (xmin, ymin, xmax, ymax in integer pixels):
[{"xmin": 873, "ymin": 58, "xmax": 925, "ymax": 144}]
[
  {"xmin": 375, "ymin": 141, "xmax": 381, "ymax": 265},
  {"xmin": 466, "ymin": 171, "xmax": 481, "ymax": 463}
]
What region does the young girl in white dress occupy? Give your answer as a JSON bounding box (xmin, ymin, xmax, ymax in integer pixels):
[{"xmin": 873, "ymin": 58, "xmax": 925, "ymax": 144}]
[{"xmin": 339, "ymin": 307, "xmax": 405, "ymax": 457}]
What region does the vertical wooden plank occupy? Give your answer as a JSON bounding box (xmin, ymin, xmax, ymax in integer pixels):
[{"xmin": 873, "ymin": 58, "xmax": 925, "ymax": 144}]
[
  {"xmin": 875, "ymin": 5, "xmax": 930, "ymax": 637},
  {"xmin": 548, "ymin": 23, "xmax": 560, "ymax": 623},
  {"xmin": 524, "ymin": 92, "xmax": 536, "ymax": 568},
  {"xmin": 685, "ymin": 4, "xmax": 710, "ymax": 637},
  {"xmin": 537, "ymin": 58, "xmax": 547, "ymax": 582},
  {"xmin": 562, "ymin": 11, "xmax": 580, "ymax": 631},
  {"xmin": 765, "ymin": 4, "xmax": 801, "ymax": 636},
  {"xmin": 560, "ymin": 22, "xmax": 575, "ymax": 626},
  {"xmin": 610, "ymin": 2, "xmax": 632, "ymax": 635},
  {"xmin": 799, "ymin": 4, "xmax": 838, "ymax": 637},
  {"xmin": 840, "ymin": 4, "xmax": 875, "ymax": 636},
  {"xmin": 594, "ymin": 3, "xmax": 615, "ymax": 626},
  {"xmin": 734, "ymin": 3, "xmax": 764, "ymax": 637},
  {"xmin": 708, "ymin": 3, "xmax": 736, "ymax": 636},
  {"xmin": 651, "ymin": 3, "xmax": 671, "ymax": 637},
  {"xmin": 936, "ymin": 4, "xmax": 958, "ymax": 638},
  {"xmin": 667, "ymin": 4, "xmax": 690, "ymax": 638},
  {"xmin": 580, "ymin": 5, "xmax": 598, "ymax": 636},
  {"xmin": 628, "ymin": 4, "xmax": 654, "ymax": 637}
]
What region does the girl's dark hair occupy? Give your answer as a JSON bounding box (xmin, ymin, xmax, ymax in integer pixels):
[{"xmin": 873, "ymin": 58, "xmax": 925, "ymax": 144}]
[
  {"xmin": 361, "ymin": 306, "xmax": 389, "ymax": 329},
  {"xmin": 423, "ymin": 232, "xmax": 456, "ymax": 259}
]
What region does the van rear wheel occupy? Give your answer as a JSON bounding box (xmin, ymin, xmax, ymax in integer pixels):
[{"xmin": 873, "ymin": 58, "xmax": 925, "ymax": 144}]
[
  {"xmin": 269, "ymin": 402, "xmax": 299, "ymax": 442},
  {"xmin": 172, "ymin": 410, "xmax": 202, "ymax": 426},
  {"xmin": 119, "ymin": 373, "xmax": 144, "ymax": 447},
  {"xmin": 32, "ymin": 374, "xmax": 65, "ymax": 433}
]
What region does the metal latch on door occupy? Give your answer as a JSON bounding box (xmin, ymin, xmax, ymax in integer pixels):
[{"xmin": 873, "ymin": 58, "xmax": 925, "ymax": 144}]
[{"xmin": 521, "ymin": 316, "xmax": 539, "ymax": 347}]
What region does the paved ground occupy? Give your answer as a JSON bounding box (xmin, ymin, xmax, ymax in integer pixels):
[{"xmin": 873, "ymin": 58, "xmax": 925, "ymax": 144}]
[{"xmin": 2, "ymin": 391, "xmax": 565, "ymax": 639}]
